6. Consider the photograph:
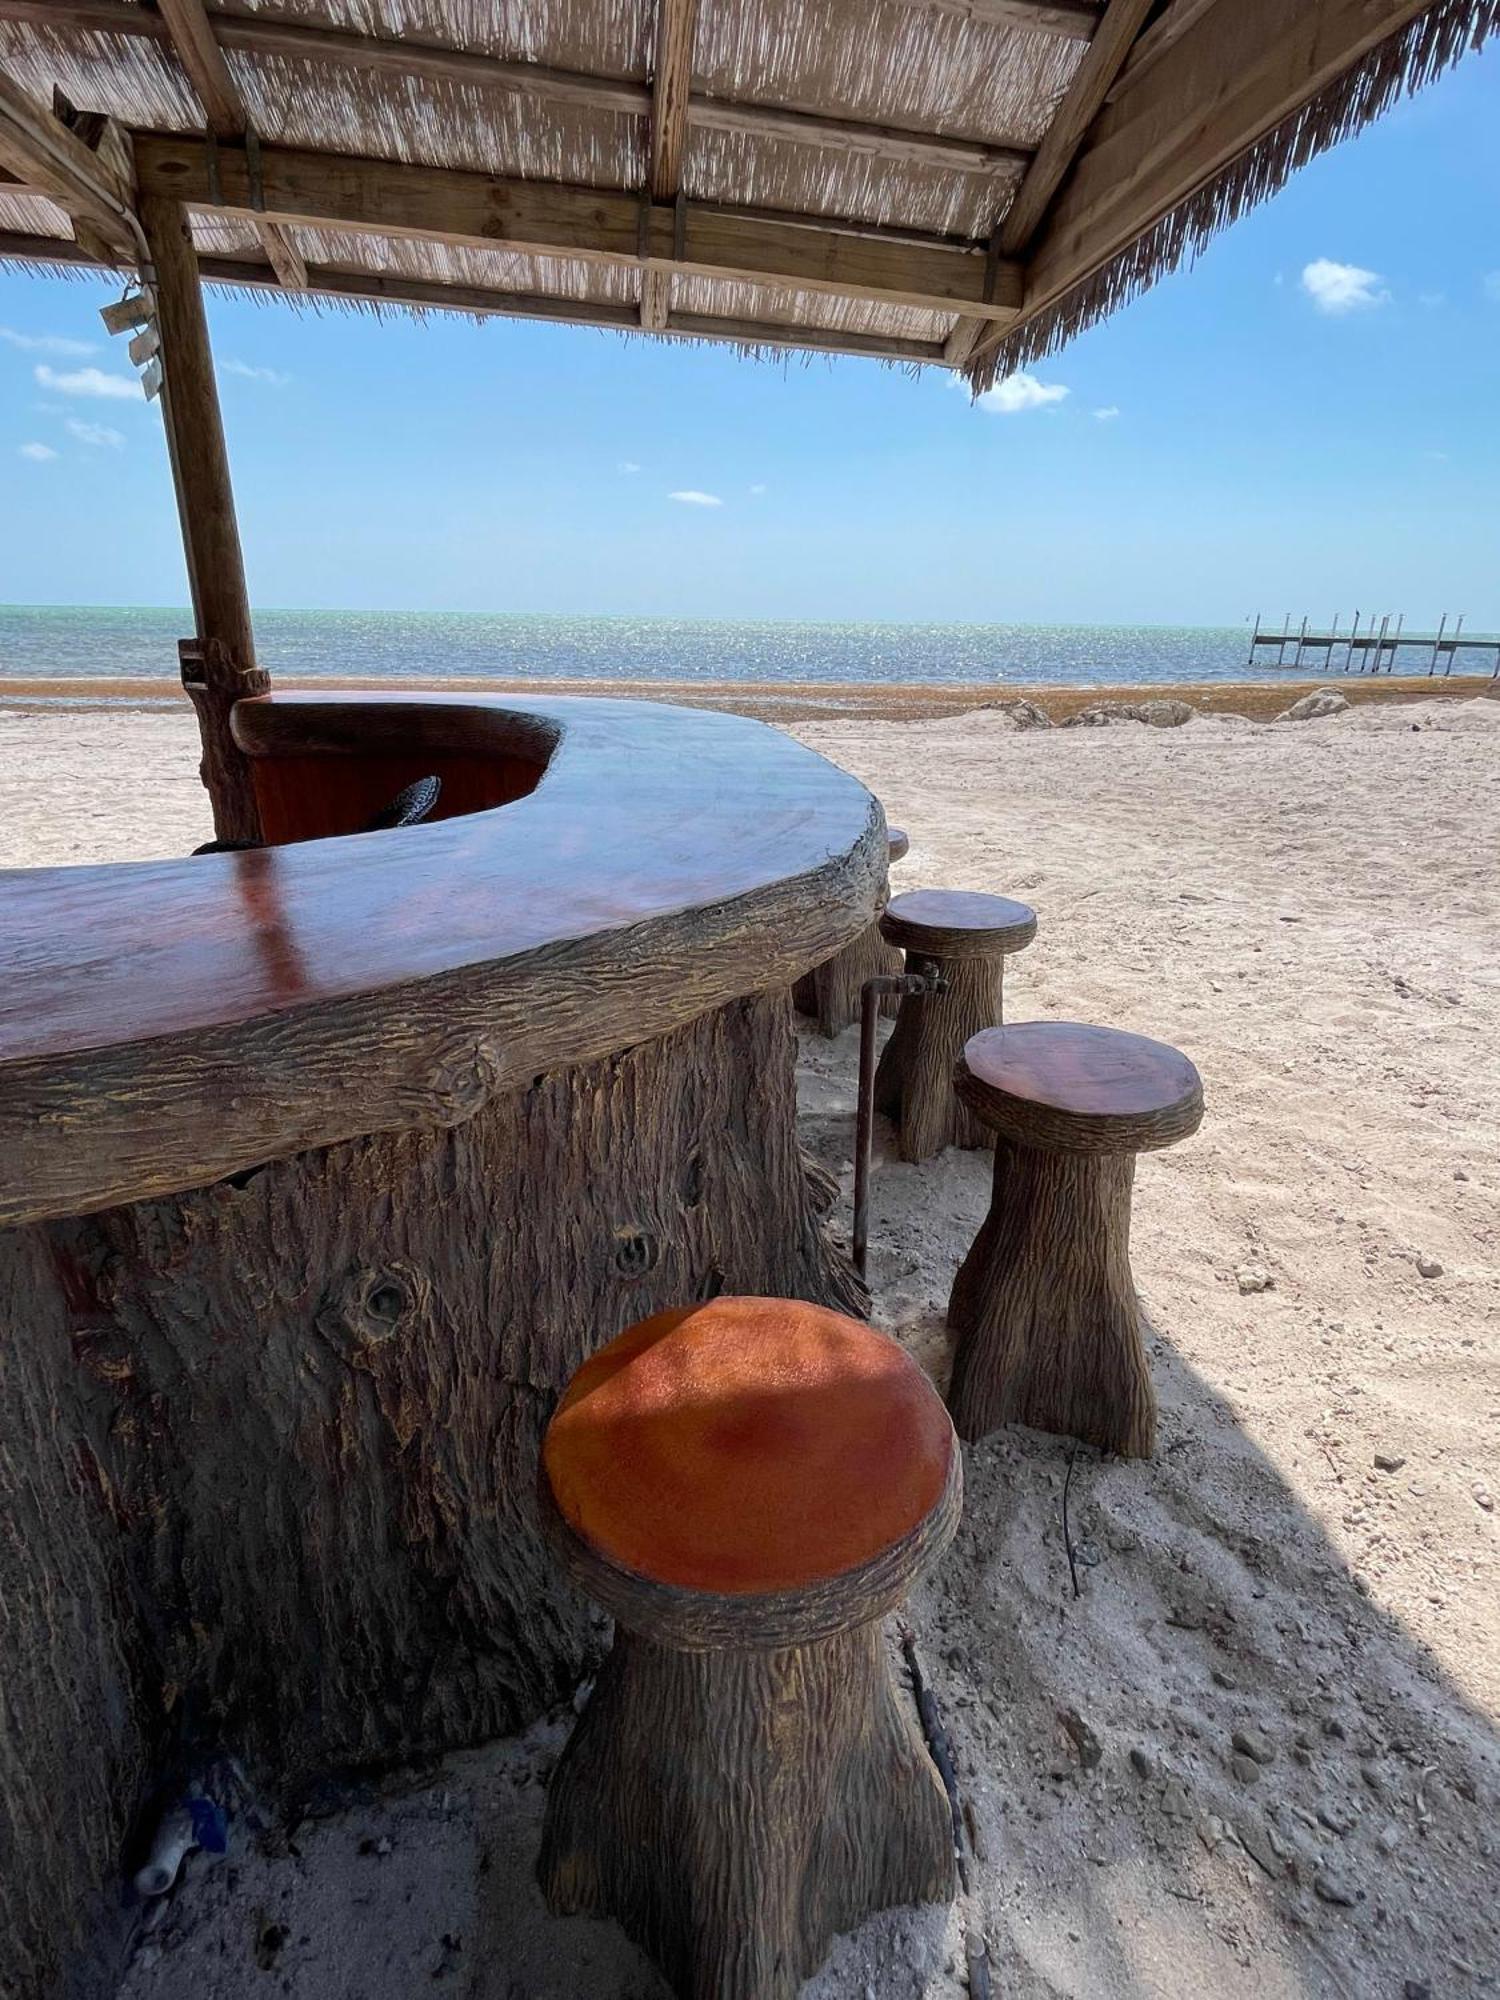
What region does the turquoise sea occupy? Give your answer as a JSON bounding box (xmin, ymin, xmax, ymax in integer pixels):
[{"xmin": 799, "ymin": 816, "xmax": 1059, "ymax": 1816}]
[{"xmin": 0, "ymin": 603, "xmax": 1443, "ymax": 689}]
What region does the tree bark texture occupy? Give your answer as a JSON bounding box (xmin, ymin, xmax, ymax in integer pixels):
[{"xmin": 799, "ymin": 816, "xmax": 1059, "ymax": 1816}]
[
  {"xmin": 873, "ymin": 952, "xmax": 1004, "ymax": 1161},
  {"xmin": 0, "ymin": 990, "xmax": 860, "ymax": 2000},
  {"xmin": 539, "ymin": 1620, "xmax": 954, "ymax": 2000},
  {"xmin": 793, "ymin": 920, "xmax": 904, "ymax": 1037},
  {"xmin": 946, "ymin": 1138, "xmax": 1155, "ymax": 1457}
]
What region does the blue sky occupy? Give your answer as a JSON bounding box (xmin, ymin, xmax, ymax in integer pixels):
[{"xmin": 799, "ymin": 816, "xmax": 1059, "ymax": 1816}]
[{"xmin": 1, "ymin": 40, "xmax": 1497, "ymax": 627}]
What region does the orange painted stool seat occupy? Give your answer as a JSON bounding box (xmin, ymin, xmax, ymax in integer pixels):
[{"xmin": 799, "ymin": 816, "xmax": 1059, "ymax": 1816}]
[
  {"xmin": 794, "ymin": 821, "xmax": 910, "ymax": 1037},
  {"xmin": 947, "ymin": 1022, "xmax": 1204, "ymax": 1458},
  {"xmin": 874, "ymin": 887, "xmax": 1038, "ymax": 1162},
  {"xmin": 537, "ymin": 1296, "xmax": 961, "ymax": 2000}
]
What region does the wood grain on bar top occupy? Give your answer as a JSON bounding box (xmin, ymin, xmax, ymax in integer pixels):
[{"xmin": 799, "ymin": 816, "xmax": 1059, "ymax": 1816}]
[{"xmin": 0, "ymin": 692, "xmax": 882, "ymax": 1225}]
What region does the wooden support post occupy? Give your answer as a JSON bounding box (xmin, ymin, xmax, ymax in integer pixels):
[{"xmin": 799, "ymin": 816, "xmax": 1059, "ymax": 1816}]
[{"xmin": 139, "ymin": 191, "xmax": 267, "ymax": 842}]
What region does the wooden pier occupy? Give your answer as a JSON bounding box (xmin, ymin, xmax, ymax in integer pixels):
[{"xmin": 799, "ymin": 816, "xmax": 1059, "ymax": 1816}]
[{"xmin": 1248, "ymin": 612, "xmax": 1500, "ymax": 677}]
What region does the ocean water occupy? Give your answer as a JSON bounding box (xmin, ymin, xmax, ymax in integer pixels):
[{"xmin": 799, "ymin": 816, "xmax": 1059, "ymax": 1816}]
[{"xmin": 0, "ymin": 603, "xmax": 1439, "ymax": 688}]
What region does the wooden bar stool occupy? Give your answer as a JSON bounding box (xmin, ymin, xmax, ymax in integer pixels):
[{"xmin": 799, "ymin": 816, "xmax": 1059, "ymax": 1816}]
[
  {"xmin": 874, "ymin": 888, "xmax": 1037, "ymax": 1162},
  {"xmin": 795, "ymin": 826, "xmax": 909, "ymax": 1037},
  {"xmin": 537, "ymin": 1295, "xmax": 961, "ymax": 2000},
  {"xmin": 947, "ymin": 1023, "xmax": 1204, "ymax": 1458}
]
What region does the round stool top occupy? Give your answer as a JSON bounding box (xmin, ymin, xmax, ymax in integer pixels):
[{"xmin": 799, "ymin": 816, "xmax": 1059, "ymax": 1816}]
[
  {"xmin": 880, "ymin": 888, "xmax": 1036, "ymax": 959},
  {"xmin": 957, "ymin": 1021, "xmax": 1203, "ymax": 1154},
  {"xmin": 886, "ymin": 826, "xmax": 910, "ymax": 865},
  {"xmin": 543, "ymin": 1296, "xmax": 955, "ymax": 1597}
]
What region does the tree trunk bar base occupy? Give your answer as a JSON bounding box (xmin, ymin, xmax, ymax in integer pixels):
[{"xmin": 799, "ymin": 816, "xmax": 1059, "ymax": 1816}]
[
  {"xmin": 874, "ymin": 888, "xmax": 1037, "ymax": 1163},
  {"xmin": 946, "ymin": 1022, "xmax": 1205, "ymax": 1458},
  {"xmin": 795, "ymin": 824, "xmax": 910, "ymax": 1037},
  {"xmin": 0, "ymin": 694, "xmax": 884, "ymax": 2000},
  {"xmin": 536, "ymin": 1297, "xmax": 962, "ymax": 2000}
]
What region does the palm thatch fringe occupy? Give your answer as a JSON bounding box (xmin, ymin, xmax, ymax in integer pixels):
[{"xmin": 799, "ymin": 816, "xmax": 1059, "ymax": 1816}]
[{"xmin": 968, "ymin": 0, "xmax": 1500, "ymax": 391}]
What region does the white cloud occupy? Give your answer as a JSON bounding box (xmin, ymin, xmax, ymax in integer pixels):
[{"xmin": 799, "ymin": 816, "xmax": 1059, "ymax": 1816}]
[
  {"xmin": 749, "ymin": 482, "xmax": 767, "ymax": 495},
  {"xmin": 617, "ymin": 459, "xmax": 642, "ymax": 473},
  {"xmin": 1300, "ymin": 258, "xmax": 1388, "ymax": 315},
  {"xmin": 222, "ymin": 358, "xmax": 291, "ymax": 385},
  {"xmin": 34, "ymin": 362, "xmax": 138, "ymax": 400},
  {"xmin": 668, "ymin": 489, "xmax": 723, "ymax": 507},
  {"xmin": 1484, "ymin": 272, "xmax": 1500, "ymax": 303},
  {"xmin": 19, "ymin": 441, "xmax": 58, "ymax": 461},
  {"xmin": 1093, "ymin": 405, "xmax": 1121, "ymax": 422},
  {"xmin": 1, "ymin": 326, "xmax": 94, "ymax": 355},
  {"xmin": 66, "ymin": 417, "xmax": 125, "ymax": 448},
  {"xmin": 972, "ymin": 372, "xmax": 1070, "ymax": 414}
]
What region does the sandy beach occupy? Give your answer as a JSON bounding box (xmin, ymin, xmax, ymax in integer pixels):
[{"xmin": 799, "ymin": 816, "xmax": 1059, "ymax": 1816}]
[{"xmin": 1, "ymin": 690, "xmax": 1497, "ymax": 2000}]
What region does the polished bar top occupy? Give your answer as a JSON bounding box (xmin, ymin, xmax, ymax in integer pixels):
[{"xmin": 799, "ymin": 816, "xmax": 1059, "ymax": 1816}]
[{"xmin": 0, "ymin": 693, "xmax": 883, "ymax": 1224}]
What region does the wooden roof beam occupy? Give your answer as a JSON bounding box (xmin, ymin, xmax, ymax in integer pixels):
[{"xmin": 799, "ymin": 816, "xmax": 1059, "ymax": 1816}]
[
  {"xmin": 153, "ymin": 0, "xmax": 306, "ymax": 288},
  {"xmin": 0, "ymin": 3, "xmax": 1037, "ymax": 180},
  {"xmin": 3, "ymin": 0, "xmax": 1102, "ymax": 38},
  {"xmin": 0, "ymin": 229, "xmax": 948, "ymax": 363},
  {"xmin": 640, "ymin": 0, "xmax": 698, "ymax": 330},
  {"xmin": 974, "ymin": 0, "xmax": 1444, "ymax": 372},
  {"xmin": 913, "ymin": 0, "xmax": 1101, "ymax": 35},
  {"xmin": 132, "ymin": 132, "xmax": 1025, "ymax": 322},
  {"xmin": 943, "ymin": 0, "xmax": 1152, "ymax": 366},
  {"xmin": 0, "ymin": 71, "xmax": 137, "ymax": 261}
]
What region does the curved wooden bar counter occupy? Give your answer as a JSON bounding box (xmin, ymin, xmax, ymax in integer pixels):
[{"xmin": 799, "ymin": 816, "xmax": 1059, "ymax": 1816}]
[{"xmin": 0, "ymin": 693, "xmax": 883, "ymax": 1999}]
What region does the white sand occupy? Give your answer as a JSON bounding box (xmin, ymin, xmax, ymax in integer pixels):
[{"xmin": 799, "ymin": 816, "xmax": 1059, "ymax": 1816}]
[{"xmin": 2, "ymin": 695, "xmax": 1497, "ymax": 1999}]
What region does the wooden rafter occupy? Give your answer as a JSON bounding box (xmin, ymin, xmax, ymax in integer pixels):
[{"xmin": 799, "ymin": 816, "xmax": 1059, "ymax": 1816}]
[
  {"xmin": 640, "ymin": 0, "xmax": 698, "ymax": 330},
  {"xmin": 0, "ymin": 230, "xmax": 950, "ymax": 363},
  {"xmin": 132, "ymin": 133, "xmax": 1025, "ymax": 322},
  {"xmin": 943, "ymin": 0, "xmax": 1152, "ymax": 367},
  {"xmin": 995, "ymin": 0, "xmax": 1156, "ymax": 256},
  {"xmin": 1105, "ymin": 0, "xmax": 1219, "ymax": 100},
  {"xmin": 915, "ymin": 0, "xmax": 1101, "ymax": 33},
  {"xmin": 0, "ymin": 70, "xmax": 137, "ymax": 261},
  {"xmin": 0, "ymin": 2, "xmax": 1036, "ymax": 182},
  {"xmin": 974, "ymin": 0, "xmax": 1443, "ymax": 371},
  {"xmin": 153, "ymin": 0, "xmax": 306, "ymax": 288}
]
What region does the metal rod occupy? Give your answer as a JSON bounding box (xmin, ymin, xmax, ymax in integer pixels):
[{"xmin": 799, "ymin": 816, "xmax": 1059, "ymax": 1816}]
[{"xmin": 853, "ymin": 968, "xmax": 942, "ymax": 1279}]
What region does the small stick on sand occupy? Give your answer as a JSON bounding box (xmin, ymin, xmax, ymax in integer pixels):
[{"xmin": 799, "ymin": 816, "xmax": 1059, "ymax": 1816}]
[{"xmin": 899, "ymin": 1623, "xmax": 994, "ymax": 1994}]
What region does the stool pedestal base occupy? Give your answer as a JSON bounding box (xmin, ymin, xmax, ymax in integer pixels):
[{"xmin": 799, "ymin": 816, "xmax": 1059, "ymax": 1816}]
[
  {"xmin": 794, "ymin": 923, "xmax": 905, "ymax": 1037},
  {"xmin": 874, "ymin": 953, "xmax": 1003, "ymax": 1161},
  {"xmin": 947, "ymin": 1140, "xmax": 1155, "ymax": 1457},
  {"xmin": 539, "ymin": 1620, "xmax": 953, "ymax": 2000}
]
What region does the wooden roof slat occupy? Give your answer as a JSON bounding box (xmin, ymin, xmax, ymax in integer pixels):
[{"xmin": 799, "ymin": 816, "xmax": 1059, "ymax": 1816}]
[
  {"xmin": 691, "ymin": 96, "xmax": 1030, "ymax": 175},
  {"xmin": 641, "ymin": 0, "xmax": 698, "ymax": 329},
  {"xmin": 0, "ymin": 2, "xmax": 1040, "ymax": 182},
  {"xmin": 0, "ymin": 227, "xmax": 950, "ymax": 360},
  {"xmin": 132, "ymin": 132, "xmax": 1025, "ymax": 321},
  {"xmin": 153, "ymin": 0, "xmax": 307, "ymax": 288}
]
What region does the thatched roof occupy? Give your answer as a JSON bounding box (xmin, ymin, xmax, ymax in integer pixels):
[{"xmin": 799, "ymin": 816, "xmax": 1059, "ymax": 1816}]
[{"xmin": 0, "ymin": 0, "xmax": 1495, "ymax": 383}]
